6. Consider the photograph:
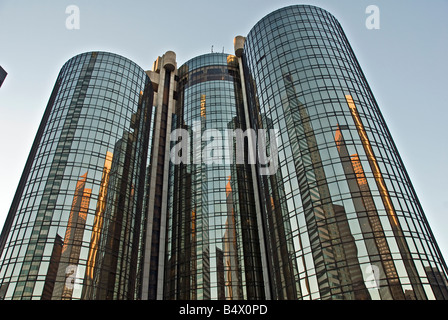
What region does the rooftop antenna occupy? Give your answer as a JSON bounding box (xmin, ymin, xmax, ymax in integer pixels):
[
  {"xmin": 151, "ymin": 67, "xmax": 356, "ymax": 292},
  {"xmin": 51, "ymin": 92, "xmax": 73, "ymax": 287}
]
[
  {"xmin": 222, "ymin": 47, "xmax": 224, "ymax": 53},
  {"xmin": 211, "ymin": 45, "xmax": 214, "ymax": 53}
]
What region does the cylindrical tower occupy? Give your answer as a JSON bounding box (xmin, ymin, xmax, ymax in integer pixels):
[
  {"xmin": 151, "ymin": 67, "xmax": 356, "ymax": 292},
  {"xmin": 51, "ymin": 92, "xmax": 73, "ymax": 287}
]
[
  {"xmin": 0, "ymin": 52, "xmax": 154, "ymax": 300},
  {"xmin": 243, "ymin": 5, "xmax": 448, "ymax": 300},
  {"xmin": 165, "ymin": 53, "xmax": 266, "ymax": 299}
]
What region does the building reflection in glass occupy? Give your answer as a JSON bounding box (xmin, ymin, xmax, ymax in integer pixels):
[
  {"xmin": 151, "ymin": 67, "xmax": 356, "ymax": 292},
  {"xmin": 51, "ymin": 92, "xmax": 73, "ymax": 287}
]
[
  {"xmin": 1, "ymin": 5, "xmax": 447, "ymax": 301},
  {"xmin": 242, "ymin": 5, "xmax": 448, "ymax": 299},
  {"xmin": 344, "ymin": 95, "xmax": 427, "ymax": 299},
  {"xmin": 261, "ymin": 72, "xmax": 369, "ymax": 299},
  {"xmin": 335, "ymin": 125, "xmax": 404, "ymax": 299},
  {"xmin": 165, "ymin": 53, "xmax": 265, "ymax": 300},
  {"xmin": 82, "ymin": 151, "xmax": 113, "ymax": 298}
]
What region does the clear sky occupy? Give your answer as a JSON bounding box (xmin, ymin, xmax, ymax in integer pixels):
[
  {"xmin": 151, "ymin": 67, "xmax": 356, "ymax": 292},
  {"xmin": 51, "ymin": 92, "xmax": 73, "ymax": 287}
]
[{"xmin": 0, "ymin": 0, "xmax": 447, "ymax": 261}]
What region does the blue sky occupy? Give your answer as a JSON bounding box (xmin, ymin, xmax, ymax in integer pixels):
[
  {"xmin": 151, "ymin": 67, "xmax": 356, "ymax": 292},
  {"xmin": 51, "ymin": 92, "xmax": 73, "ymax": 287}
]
[{"xmin": 1, "ymin": 0, "xmax": 447, "ymax": 261}]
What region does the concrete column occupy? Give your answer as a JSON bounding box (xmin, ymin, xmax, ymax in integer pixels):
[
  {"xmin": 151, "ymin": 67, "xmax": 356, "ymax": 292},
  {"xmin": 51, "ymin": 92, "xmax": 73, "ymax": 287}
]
[
  {"xmin": 157, "ymin": 52, "xmax": 177, "ymax": 299},
  {"xmin": 234, "ymin": 36, "xmax": 272, "ymax": 299}
]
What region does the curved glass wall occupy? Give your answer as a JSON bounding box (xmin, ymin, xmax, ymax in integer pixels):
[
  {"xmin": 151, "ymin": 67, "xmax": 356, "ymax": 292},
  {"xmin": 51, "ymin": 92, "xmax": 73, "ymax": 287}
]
[
  {"xmin": 165, "ymin": 53, "xmax": 265, "ymax": 299},
  {"xmin": 0, "ymin": 52, "xmax": 153, "ymax": 300},
  {"xmin": 243, "ymin": 5, "xmax": 448, "ymax": 300}
]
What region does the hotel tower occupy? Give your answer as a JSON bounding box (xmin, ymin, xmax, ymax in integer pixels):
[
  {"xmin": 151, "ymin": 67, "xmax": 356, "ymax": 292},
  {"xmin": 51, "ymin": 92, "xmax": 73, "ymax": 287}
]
[{"xmin": 0, "ymin": 5, "xmax": 447, "ymax": 300}]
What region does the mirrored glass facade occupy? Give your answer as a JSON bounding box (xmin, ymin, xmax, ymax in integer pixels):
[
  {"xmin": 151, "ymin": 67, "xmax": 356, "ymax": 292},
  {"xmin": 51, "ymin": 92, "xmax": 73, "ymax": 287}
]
[
  {"xmin": 243, "ymin": 5, "xmax": 448, "ymax": 299},
  {"xmin": 0, "ymin": 5, "xmax": 447, "ymax": 301},
  {"xmin": 0, "ymin": 52, "xmax": 153, "ymax": 299},
  {"xmin": 165, "ymin": 53, "xmax": 265, "ymax": 299}
]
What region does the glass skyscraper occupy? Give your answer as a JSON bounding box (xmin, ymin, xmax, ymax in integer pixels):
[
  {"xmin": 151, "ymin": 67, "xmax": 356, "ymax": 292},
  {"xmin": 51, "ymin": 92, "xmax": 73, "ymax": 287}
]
[
  {"xmin": 242, "ymin": 5, "xmax": 448, "ymax": 300},
  {"xmin": 0, "ymin": 5, "xmax": 447, "ymax": 300},
  {"xmin": 0, "ymin": 52, "xmax": 154, "ymax": 299}
]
